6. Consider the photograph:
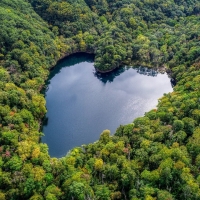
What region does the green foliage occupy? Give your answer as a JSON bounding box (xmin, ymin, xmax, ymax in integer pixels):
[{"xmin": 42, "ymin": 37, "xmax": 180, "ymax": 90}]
[
  {"xmin": 0, "ymin": 0, "xmax": 200, "ymax": 199},
  {"xmin": 27, "ymin": 0, "xmax": 200, "ymax": 72},
  {"xmin": 173, "ymin": 120, "xmax": 184, "ymax": 132}
]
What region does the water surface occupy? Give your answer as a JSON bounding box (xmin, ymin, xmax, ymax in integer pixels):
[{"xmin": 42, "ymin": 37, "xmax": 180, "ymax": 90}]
[{"xmin": 42, "ymin": 53, "xmax": 173, "ymax": 157}]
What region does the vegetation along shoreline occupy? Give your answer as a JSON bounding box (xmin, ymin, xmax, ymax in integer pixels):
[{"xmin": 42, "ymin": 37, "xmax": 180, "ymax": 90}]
[{"xmin": 0, "ymin": 0, "xmax": 200, "ymax": 199}]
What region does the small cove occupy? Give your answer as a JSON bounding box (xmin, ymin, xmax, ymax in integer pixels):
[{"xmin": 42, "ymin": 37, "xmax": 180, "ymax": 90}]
[{"xmin": 42, "ymin": 53, "xmax": 173, "ymax": 157}]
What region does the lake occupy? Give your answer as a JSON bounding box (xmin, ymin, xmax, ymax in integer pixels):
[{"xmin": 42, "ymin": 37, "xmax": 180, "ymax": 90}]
[{"xmin": 42, "ymin": 53, "xmax": 173, "ymax": 157}]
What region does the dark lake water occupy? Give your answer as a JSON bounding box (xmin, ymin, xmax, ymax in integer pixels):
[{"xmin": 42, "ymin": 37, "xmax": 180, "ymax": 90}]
[{"xmin": 42, "ymin": 53, "xmax": 173, "ymax": 157}]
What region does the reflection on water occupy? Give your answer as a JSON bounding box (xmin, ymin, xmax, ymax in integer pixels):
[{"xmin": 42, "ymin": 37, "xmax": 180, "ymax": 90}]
[
  {"xmin": 94, "ymin": 67, "xmax": 126, "ymax": 83},
  {"xmin": 94, "ymin": 66, "xmax": 161, "ymax": 84},
  {"xmin": 136, "ymin": 66, "xmax": 158, "ymax": 77},
  {"xmin": 42, "ymin": 53, "xmax": 173, "ymax": 157}
]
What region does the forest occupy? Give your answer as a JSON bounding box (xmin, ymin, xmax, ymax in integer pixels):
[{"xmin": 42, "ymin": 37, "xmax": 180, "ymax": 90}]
[{"xmin": 0, "ymin": 0, "xmax": 200, "ymax": 199}]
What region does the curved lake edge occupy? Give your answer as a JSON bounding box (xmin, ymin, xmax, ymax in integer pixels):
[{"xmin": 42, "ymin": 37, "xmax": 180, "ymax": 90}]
[
  {"xmin": 42, "ymin": 53, "xmax": 175, "ymax": 94},
  {"xmin": 52, "ymin": 51, "xmax": 172, "ymax": 75},
  {"xmin": 52, "ymin": 51, "xmax": 95, "ymax": 70},
  {"xmin": 42, "ymin": 54, "xmax": 174, "ymax": 158}
]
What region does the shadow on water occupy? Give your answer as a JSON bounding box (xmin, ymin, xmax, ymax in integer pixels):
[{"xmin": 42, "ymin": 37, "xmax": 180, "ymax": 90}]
[
  {"xmin": 43, "ymin": 53, "xmax": 176, "ymax": 93},
  {"xmin": 94, "ymin": 67, "xmax": 127, "ymax": 84},
  {"xmin": 42, "ymin": 53, "xmax": 94, "ymax": 94},
  {"xmin": 136, "ymin": 66, "xmax": 158, "ymax": 77},
  {"xmin": 42, "ymin": 53, "xmax": 174, "ymax": 157},
  {"xmin": 47, "ymin": 53, "xmax": 95, "ymax": 83},
  {"xmin": 170, "ymin": 78, "xmax": 176, "ymax": 87},
  {"xmin": 94, "ymin": 66, "xmax": 164, "ymax": 84},
  {"xmin": 49, "ymin": 53, "xmax": 130, "ymax": 85},
  {"xmin": 42, "ymin": 55, "xmax": 175, "ymax": 134}
]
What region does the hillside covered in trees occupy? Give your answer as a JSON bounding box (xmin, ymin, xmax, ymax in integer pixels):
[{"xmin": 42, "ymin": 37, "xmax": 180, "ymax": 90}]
[{"xmin": 0, "ymin": 0, "xmax": 200, "ymax": 199}]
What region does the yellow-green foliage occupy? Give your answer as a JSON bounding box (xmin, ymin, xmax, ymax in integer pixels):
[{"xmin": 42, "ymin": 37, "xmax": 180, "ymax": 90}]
[{"xmin": 0, "ymin": 0, "xmax": 200, "ymax": 199}]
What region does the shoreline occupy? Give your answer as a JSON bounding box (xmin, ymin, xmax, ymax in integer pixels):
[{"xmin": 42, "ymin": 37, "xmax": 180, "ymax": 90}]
[{"xmin": 50, "ymin": 50, "xmax": 170, "ymax": 76}]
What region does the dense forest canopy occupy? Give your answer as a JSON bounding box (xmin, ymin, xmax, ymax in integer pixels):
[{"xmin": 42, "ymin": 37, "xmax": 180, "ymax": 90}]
[{"xmin": 0, "ymin": 0, "xmax": 200, "ymax": 199}]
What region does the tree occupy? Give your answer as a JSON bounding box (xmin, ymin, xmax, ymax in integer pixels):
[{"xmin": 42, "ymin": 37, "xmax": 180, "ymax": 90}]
[
  {"xmin": 173, "ymin": 120, "xmax": 184, "ymax": 132},
  {"xmin": 95, "ymin": 185, "xmax": 111, "ymax": 200},
  {"xmin": 4, "ymin": 156, "xmax": 23, "ymax": 171},
  {"xmin": 157, "ymin": 190, "xmax": 174, "ymax": 200},
  {"xmin": 94, "ymin": 158, "xmax": 104, "ymax": 171},
  {"xmin": 99, "ymin": 130, "xmax": 111, "ymax": 144}
]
